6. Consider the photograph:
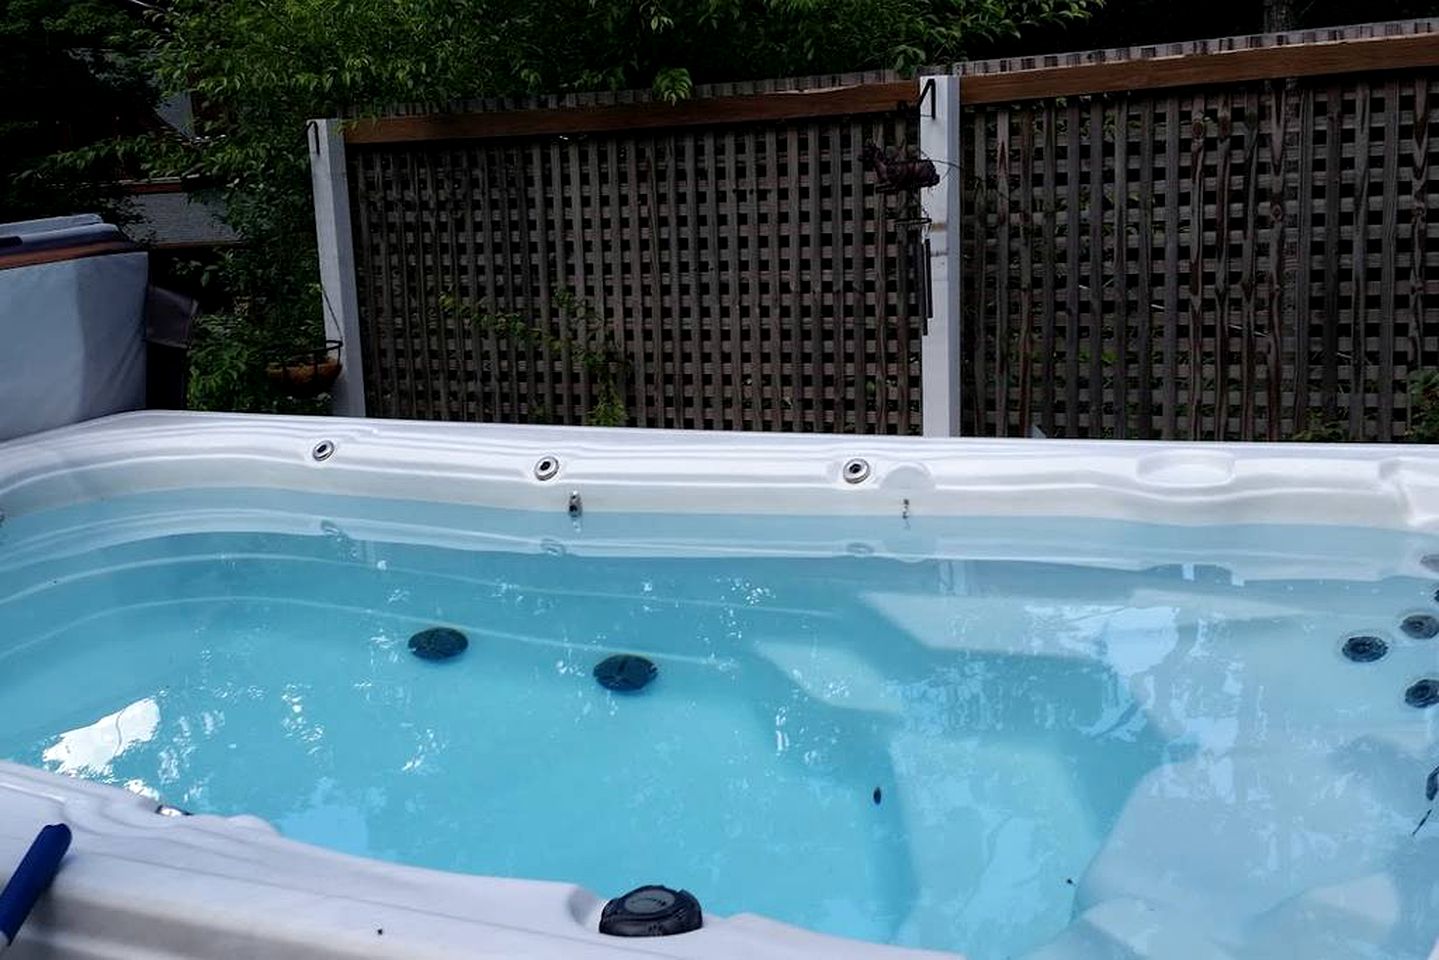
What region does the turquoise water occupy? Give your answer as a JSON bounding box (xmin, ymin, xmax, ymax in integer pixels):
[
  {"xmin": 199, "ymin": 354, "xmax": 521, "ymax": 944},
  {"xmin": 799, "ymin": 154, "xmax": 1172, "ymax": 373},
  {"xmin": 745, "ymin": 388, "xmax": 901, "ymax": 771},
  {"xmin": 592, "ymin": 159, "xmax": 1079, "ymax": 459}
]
[{"xmin": 0, "ymin": 489, "xmax": 1435, "ymax": 959}]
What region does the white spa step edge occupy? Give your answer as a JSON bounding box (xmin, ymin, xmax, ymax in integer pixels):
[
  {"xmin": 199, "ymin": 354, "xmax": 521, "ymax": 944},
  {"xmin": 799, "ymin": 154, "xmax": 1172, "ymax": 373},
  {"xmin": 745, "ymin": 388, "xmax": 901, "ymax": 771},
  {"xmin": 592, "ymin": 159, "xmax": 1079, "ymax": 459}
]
[{"xmin": 0, "ymin": 762, "xmax": 957, "ymax": 960}]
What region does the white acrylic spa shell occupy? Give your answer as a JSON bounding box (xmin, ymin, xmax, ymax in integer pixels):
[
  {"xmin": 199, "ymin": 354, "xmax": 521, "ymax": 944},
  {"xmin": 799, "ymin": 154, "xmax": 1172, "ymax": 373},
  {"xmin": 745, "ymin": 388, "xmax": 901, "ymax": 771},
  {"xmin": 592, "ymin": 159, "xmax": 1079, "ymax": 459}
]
[{"xmin": 0, "ymin": 412, "xmax": 1436, "ymax": 960}]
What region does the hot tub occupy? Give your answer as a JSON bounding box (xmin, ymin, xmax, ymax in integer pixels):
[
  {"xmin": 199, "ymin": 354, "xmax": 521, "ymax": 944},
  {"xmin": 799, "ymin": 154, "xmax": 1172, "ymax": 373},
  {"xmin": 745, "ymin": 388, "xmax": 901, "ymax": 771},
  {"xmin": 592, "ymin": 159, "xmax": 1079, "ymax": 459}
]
[{"xmin": 0, "ymin": 412, "xmax": 1435, "ymax": 960}]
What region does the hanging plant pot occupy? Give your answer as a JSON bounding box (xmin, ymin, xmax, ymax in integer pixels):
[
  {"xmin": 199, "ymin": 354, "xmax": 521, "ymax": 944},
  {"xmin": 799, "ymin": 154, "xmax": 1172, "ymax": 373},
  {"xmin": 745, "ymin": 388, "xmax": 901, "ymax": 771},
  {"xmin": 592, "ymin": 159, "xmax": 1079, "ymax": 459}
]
[
  {"xmin": 860, "ymin": 143, "xmax": 940, "ymax": 193},
  {"xmin": 266, "ymin": 340, "xmax": 342, "ymax": 398}
]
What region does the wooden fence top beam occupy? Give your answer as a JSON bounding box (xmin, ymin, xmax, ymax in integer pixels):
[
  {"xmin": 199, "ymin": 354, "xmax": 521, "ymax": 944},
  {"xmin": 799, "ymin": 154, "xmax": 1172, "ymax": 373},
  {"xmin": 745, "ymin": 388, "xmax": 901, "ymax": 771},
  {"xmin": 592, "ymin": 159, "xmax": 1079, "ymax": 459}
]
[
  {"xmin": 961, "ymin": 30, "xmax": 1439, "ymax": 104},
  {"xmin": 343, "ymin": 82, "xmax": 914, "ymax": 144},
  {"xmin": 343, "ymin": 31, "xmax": 1439, "ymax": 146}
]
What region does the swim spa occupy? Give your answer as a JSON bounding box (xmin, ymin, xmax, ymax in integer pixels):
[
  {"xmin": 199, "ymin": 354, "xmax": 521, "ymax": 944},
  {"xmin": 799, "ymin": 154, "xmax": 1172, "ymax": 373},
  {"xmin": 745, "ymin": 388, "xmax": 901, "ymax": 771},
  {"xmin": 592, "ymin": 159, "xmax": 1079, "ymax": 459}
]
[{"xmin": 0, "ymin": 412, "xmax": 1435, "ymax": 959}]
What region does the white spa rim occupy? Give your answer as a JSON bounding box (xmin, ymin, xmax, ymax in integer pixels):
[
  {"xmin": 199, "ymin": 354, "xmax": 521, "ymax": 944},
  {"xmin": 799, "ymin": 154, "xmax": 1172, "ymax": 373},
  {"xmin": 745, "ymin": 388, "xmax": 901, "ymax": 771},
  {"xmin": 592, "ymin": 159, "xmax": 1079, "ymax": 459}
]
[{"xmin": 1, "ymin": 412, "xmax": 1437, "ymax": 960}]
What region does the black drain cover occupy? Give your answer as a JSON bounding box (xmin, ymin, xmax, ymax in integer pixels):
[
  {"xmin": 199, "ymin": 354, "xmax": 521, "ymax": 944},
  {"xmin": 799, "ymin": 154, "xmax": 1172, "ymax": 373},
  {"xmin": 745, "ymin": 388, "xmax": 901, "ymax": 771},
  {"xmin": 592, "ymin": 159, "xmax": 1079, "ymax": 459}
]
[
  {"xmin": 408, "ymin": 627, "xmax": 469, "ymax": 661},
  {"xmin": 1341, "ymin": 635, "xmax": 1388, "ymax": 663},
  {"xmin": 1406, "ymin": 679, "xmax": 1439, "ymax": 709},
  {"xmin": 599, "ymin": 885, "xmax": 702, "ymax": 937},
  {"xmin": 1402, "ymin": 614, "xmax": 1439, "ymax": 640},
  {"xmin": 594, "ymin": 654, "xmax": 658, "ymax": 692}
]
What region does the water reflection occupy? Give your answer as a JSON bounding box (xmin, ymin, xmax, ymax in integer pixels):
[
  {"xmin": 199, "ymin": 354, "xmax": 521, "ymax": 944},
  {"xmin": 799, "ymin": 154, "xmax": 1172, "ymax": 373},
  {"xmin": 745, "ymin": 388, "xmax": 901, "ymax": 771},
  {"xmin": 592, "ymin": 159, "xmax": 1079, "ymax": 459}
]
[{"xmin": 43, "ymin": 697, "xmax": 159, "ymax": 776}]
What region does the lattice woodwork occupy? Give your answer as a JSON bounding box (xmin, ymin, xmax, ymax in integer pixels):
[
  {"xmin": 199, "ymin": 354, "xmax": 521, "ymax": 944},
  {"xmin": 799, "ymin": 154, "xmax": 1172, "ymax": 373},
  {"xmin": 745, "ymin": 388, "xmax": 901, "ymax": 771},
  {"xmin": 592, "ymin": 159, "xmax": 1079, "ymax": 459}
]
[
  {"xmin": 957, "ymin": 20, "xmax": 1439, "ymax": 440},
  {"xmin": 346, "ymin": 74, "xmax": 924, "ymax": 432}
]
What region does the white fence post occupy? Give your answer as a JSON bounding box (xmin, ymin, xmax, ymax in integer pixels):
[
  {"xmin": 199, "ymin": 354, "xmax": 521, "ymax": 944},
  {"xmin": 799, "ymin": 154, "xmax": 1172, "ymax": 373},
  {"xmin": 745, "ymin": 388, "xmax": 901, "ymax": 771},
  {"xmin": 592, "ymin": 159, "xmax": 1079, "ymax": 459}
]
[
  {"xmin": 919, "ymin": 75, "xmax": 962, "ymax": 437},
  {"xmin": 308, "ymin": 118, "xmax": 366, "ymax": 417}
]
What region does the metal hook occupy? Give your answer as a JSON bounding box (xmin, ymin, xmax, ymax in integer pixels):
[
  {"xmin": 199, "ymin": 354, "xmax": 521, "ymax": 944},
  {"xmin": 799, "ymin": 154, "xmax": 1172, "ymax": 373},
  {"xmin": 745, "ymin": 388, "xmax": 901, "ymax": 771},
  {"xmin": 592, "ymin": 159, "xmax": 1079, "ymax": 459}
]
[{"xmin": 916, "ymin": 77, "xmax": 937, "ymax": 119}]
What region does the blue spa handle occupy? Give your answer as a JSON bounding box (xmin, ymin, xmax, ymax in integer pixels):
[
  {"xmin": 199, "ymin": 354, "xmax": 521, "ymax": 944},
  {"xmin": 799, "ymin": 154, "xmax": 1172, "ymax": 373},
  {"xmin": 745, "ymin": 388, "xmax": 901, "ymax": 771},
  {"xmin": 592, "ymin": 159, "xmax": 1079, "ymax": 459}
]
[{"xmin": 0, "ymin": 824, "xmax": 72, "ymax": 952}]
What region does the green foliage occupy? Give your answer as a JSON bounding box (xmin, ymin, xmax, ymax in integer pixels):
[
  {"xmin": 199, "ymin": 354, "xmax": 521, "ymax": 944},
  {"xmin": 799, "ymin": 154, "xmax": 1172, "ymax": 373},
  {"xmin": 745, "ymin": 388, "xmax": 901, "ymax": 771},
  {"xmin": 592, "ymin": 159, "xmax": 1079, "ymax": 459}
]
[
  {"xmin": 142, "ymin": 0, "xmax": 1101, "ymax": 414},
  {"xmin": 525, "ymin": 0, "xmax": 1103, "ymax": 87},
  {"xmin": 186, "ymin": 307, "xmax": 330, "ymax": 414},
  {"xmin": 1409, "ymin": 372, "xmax": 1439, "ymax": 443},
  {"xmin": 652, "ymin": 66, "xmax": 695, "ymax": 105},
  {"xmin": 982, "ymin": 0, "xmax": 1439, "ymax": 58},
  {"xmin": 11, "ymin": 0, "xmax": 1103, "ymax": 413},
  {"xmin": 141, "ymin": 0, "xmax": 527, "ymax": 412},
  {"xmin": 441, "ymin": 290, "xmax": 631, "ymax": 426},
  {"xmin": 1290, "ymin": 416, "xmax": 1349, "ymax": 443},
  {"xmin": 185, "ymin": 311, "xmax": 259, "ymax": 411},
  {"xmin": 0, "ymin": 0, "xmax": 154, "ymax": 222}
]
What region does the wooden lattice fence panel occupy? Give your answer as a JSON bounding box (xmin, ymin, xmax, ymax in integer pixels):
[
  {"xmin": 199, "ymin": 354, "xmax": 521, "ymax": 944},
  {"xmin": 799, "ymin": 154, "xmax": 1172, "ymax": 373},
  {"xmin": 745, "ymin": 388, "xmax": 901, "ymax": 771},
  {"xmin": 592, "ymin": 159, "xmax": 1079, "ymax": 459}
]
[
  {"xmin": 956, "ymin": 20, "xmax": 1439, "ymax": 440},
  {"xmin": 342, "ymin": 22, "xmax": 1439, "ymax": 440},
  {"xmin": 346, "ymin": 75, "xmax": 924, "ymax": 433}
]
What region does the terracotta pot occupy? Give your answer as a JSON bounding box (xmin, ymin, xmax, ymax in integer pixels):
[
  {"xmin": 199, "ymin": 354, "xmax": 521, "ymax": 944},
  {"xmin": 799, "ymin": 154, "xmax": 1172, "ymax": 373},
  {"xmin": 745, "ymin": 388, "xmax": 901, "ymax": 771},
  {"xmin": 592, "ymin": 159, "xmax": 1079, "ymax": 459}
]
[{"xmin": 266, "ymin": 340, "xmax": 342, "ymax": 398}]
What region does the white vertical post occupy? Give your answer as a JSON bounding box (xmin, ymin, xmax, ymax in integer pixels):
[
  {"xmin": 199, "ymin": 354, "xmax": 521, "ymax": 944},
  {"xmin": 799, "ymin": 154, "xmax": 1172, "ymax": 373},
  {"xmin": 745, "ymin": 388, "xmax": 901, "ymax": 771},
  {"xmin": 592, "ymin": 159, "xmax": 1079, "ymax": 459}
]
[
  {"xmin": 308, "ymin": 118, "xmax": 366, "ymax": 417},
  {"xmin": 919, "ymin": 76, "xmax": 962, "ymax": 437}
]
